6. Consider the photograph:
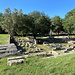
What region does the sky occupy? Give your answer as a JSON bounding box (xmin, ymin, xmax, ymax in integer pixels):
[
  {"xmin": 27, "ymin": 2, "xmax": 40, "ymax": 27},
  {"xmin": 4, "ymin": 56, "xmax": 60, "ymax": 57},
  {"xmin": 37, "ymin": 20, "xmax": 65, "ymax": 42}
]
[{"xmin": 0, "ymin": 0, "xmax": 75, "ymax": 18}]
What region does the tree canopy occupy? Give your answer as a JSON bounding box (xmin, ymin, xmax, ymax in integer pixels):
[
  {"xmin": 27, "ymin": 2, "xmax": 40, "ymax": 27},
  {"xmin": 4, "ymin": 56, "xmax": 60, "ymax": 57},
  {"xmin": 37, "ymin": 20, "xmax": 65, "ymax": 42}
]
[
  {"xmin": 63, "ymin": 8, "xmax": 75, "ymax": 34},
  {"xmin": 0, "ymin": 8, "xmax": 75, "ymax": 36},
  {"xmin": 28, "ymin": 11, "xmax": 51, "ymax": 38},
  {"xmin": 51, "ymin": 16, "xmax": 64, "ymax": 34},
  {"xmin": 0, "ymin": 8, "xmax": 51, "ymax": 38}
]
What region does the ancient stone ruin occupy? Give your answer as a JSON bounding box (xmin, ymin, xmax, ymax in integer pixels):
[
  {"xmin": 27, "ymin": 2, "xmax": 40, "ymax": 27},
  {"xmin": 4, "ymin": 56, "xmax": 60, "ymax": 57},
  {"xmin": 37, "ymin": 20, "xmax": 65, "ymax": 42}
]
[
  {"xmin": 0, "ymin": 43, "xmax": 18, "ymax": 58},
  {"xmin": 7, "ymin": 56, "xmax": 24, "ymax": 66}
]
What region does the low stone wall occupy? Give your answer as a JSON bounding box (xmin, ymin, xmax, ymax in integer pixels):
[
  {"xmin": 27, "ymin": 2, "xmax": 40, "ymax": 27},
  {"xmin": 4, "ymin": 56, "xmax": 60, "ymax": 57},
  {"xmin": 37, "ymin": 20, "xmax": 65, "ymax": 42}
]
[
  {"xmin": 7, "ymin": 56, "xmax": 24, "ymax": 66},
  {"xmin": 0, "ymin": 43, "xmax": 18, "ymax": 58}
]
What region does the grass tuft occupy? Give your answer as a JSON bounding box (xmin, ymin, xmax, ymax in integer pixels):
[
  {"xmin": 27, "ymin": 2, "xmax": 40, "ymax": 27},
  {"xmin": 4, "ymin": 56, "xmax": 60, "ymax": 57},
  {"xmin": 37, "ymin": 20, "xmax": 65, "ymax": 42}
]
[{"xmin": 0, "ymin": 34, "xmax": 9, "ymax": 45}]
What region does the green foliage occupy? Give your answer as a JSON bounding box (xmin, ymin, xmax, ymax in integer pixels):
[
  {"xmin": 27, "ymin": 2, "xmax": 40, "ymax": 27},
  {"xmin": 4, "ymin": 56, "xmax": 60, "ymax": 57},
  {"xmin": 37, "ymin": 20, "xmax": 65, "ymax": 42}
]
[
  {"xmin": 65, "ymin": 8, "xmax": 75, "ymax": 19},
  {"xmin": 63, "ymin": 8, "xmax": 75, "ymax": 34},
  {"xmin": 36, "ymin": 16, "xmax": 51, "ymax": 35},
  {"xmin": 1, "ymin": 8, "xmax": 14, "ymax": 35},
  {"xmin": 1, "ymin": 54, "xmax": 75, "ymax": 75},
  {"xmin": 0, "ymin": 8, "xmax": 24, "ymax": 36},
  {"xmin": 63, "ymin": 16, "xmax": 75, "ymax": 34},
  {"xmin": 28, "ymin": 11, "xmax": 51, "ymax": 38},
  {"xmin": 0, "ymin": 26, "xmax": 5, "ymax": 34},
  {"xmin": 52, "ymin": 16, "xmax": 63, "ymax": 34},
  {"xmin": 0, "ymin": 13, "xmax": 5, "ymax": 34},
  {"xmin": 1, "ymin": 8, "xmax": 75, "ymax": 36},
  {"xmin": 0, "ymin": 9, "xmax": 51, "ymax": 36}
]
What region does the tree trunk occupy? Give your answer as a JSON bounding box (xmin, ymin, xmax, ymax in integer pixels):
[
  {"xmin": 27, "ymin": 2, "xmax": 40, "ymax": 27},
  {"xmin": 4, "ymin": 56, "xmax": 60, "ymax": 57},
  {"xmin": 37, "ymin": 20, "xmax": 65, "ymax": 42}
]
[
  {"xmin": 10, "ymin": 32, "xmax": 15, "ymax": 43},
  {"xmin": 33, "ymin": 33, "xmax": 36, "ymax": 39},
  {"xmin": 33, "ymin": 33, "xmax": 37, "ymax": 44},
  {"xmin": 58, "ymin": 30, "xmax": 59, "ymax": 35},
  {"xmin": 49, "ymin": 29, "xmax": 52, "ymax": 38}
]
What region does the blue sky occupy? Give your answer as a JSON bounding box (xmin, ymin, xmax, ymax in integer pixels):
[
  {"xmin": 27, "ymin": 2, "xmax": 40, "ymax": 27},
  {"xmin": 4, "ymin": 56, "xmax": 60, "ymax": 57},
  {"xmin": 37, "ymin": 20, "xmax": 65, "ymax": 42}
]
[{"xmin": 0, "ymin": 0, "xmax": 75, "ymax": 18}]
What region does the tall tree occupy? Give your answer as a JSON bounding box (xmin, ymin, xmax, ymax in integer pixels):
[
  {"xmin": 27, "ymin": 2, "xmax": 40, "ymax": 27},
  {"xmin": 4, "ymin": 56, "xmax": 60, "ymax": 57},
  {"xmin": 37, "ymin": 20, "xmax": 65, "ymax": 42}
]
[
  {"xmin": 16, "ymin": 14, "xmax": 33, "ymax": 36},
  {"xmin": 28, "ymin": 11, "xmax": 51, "ymax": 38},
  {"xmin": 0, "ymin": 13, "xmax": 5, "ymax": 33},
  {"xmin": 63, "ymin": 8, "xmax": 75, "ymax": 34},
  {"xmin": 36, "ymin": 16, "xmax": 51, "ymax": 35},
  {"xmin": 0, "ymin": 8, "xmax": 24, "ymax": 35},
  {"xmin": 1, "ymin": 8, "xmax": 14, "ymax": 36},
  {"xmin": 52, "ymin": 16, "xmax": 63, "ymax": 35},
  {"xmin": 12, "ymin": 8, "xmax": 24, "ymax": 35}
]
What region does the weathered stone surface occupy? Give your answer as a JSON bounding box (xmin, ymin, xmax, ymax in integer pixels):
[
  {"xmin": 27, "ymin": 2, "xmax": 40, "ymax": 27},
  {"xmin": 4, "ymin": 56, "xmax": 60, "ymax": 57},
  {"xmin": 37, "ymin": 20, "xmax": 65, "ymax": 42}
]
[
  {"xmin": 24, "ymin": 55, "xmax": 30, "ymax": 58},
  {"xmin": 68, "ymin": 41, "xmax": 75, "ymax": 44},
  {"xmin": 35, "ymin": 52, "xmax": 47, "ymax": 56},
  {"xmin": 24, "ymin": 52, "xmax": 29, "ymax": 54},
  {"xmin": 0, "ymin": 43, "xmax": 18, "ymax": 58},
  {"xmin": 7, "ymin": 59, "xmax": 24, "ymax": 66},
  {"xmin": 7, "ymin": 56, "xmax": 23, "ymax": 61},
  {"xmin": 52, "ymin": 51, "xmax": 59, "ymax": 57},
  {"xmin": 7, "ymin": 56, "xmax": 24, "ymax": 66}
]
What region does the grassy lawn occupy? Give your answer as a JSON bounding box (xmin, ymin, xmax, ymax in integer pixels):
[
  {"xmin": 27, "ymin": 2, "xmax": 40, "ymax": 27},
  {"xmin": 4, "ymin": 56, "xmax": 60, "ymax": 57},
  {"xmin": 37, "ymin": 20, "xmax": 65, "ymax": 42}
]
[
  {"xmin": 0, "ymin": 34, "xmax": 9, "ymax": 45},
  {"xmin": 0, "ymin": 54, "xmax": 75, "ymax": 75}
]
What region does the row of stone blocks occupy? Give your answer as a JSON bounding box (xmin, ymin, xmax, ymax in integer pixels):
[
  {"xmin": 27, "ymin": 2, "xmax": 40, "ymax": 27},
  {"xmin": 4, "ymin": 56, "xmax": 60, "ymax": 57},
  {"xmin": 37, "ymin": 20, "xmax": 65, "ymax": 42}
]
[
  {"xmin": 0, "ymin": 43, "xmax": 18, "ymax": 58},
  {"xmin": 7, "ymin": 56, "xmax": 24, "ymax": 66}
]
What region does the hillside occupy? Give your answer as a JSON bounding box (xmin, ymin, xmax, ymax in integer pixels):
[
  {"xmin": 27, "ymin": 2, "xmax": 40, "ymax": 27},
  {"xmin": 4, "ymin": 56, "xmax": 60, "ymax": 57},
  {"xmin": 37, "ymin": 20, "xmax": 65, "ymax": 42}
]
[{"xmin": 0, "ymin": 53, "xmax": 75, "ymax": 75}]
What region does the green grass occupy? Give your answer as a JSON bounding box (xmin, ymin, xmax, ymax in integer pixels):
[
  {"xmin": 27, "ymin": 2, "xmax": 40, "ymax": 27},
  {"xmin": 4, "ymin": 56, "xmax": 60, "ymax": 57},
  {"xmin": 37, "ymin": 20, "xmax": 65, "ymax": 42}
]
[
  {"xmin": 36, "ymin": 37, "xmax": 48, "ymax": 39},
  {"xmin": 0, "ymin": 34, "xmax": 9, "ymax": 45},
  {"xmin": 1, "ymin": 36, "xmax": 75, "ymax": 75},
  {"xmin": 16, "ymin": 36, "xmax": 30, "ymax": 41},
  {"xmin": 37, "ymin": 44, "xmax": 53, "ymax": 52},
  {"xmin": 0, "ymin": 54, "xmax": 75, "ymax": 75}
]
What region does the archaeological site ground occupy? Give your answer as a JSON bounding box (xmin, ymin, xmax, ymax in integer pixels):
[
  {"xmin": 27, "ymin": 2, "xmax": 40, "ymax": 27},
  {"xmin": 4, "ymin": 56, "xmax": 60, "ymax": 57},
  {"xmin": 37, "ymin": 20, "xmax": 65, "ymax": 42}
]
[{"xmin": 0, "ymin": 34, "xmax": 75, "ymax": 75}]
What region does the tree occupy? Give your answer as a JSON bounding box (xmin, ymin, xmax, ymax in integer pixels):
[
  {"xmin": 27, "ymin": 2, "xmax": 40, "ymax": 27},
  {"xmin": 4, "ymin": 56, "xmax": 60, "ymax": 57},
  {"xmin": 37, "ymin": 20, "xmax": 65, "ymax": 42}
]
[
  {"xmin": 0, "ymin": 8, "xmax": 24, "ymax": 35},
  {"xmin": 12, "ymin": 8, "xmax": 25, "ymax": 36},
  {"xmin": 63, "ymin": 8, "xmax": 75, "ymax": 34},
  {"xmin": 65, "ymin": 8, "xmax": 75, "ymax": 19},
  {"xmin": 52, "ymin": 16, "xmax": 63, "ymax": 35},
  {"xmin": 28, "ymin": 11, "xmax": 51, "ymax": 38},
  {"xmin": 16, "ymin": 14, "xmax": 33, "ymax": 36},
  {"xmin": 63, "ymin": 16, "xmax": 75, "ymax": 34},
  {"xmin": 0, "ymin": 13, "xmax": 5, "ymax": 33},
  {"xmin": 36, "ymin": 16, "xmax": 51, "ymax": 35},
  {"xmin": 1, "ymin": 8, "xmax": 14, "ymax": 37}
]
